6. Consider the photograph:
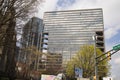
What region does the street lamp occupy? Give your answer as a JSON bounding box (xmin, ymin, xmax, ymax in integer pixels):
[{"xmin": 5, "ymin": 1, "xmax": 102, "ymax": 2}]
[{"xmin": 92, "ymin": 35, "xmax": 98, "ymax": 80}]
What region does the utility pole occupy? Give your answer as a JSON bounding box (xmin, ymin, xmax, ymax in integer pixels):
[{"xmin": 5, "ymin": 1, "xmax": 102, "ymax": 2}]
[
  {"xmin": 93, "ymin": 35, "xmax": 98, "ymax": 80},
  {"xmin": 92, "ymin": 43, "xmax": 120, "ymax": 80}
]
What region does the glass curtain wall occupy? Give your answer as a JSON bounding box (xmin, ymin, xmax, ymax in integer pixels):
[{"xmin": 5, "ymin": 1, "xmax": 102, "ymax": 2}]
[{"xmin": 43, "ymin": 8, "xmax": 104, "ymax": 65}]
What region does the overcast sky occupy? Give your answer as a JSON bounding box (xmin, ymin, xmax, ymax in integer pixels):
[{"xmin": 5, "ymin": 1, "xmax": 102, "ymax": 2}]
[{"xmin": 36, "ymin": 0, "xmax": 120, "ymax": 79}]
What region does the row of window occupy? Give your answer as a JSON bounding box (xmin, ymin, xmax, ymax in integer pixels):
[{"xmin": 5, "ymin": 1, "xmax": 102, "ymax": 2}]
[
  {"xmin": 45, "ymin": 23, "xmax": 103, "ymax": 27},
  {"xmin": 43, "ymin": 9, "xmax": 104, "ymax": 64},
  {"xmin": 44, "ymin": 22, "xmax": 103, "ymax": 26},
  {"xmin": 45, "ymin": 29, "xmax": 103, "ymax": 33},
  {"xmin": 44, "ymin": 15, "xmax": 103, "ymax": 20},
  {"xmin": 45, "ymin": 9, "xmax": 102, "ymax": 16}
]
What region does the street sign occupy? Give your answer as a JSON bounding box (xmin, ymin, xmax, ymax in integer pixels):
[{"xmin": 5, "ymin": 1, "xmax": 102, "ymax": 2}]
[
  {"xmin": 75, "ymin": 67, "xmax": 83, "ymax": 78},
  {"xmin": 113, "ymin": 44, "xmax": 120, "ymax": 50}
]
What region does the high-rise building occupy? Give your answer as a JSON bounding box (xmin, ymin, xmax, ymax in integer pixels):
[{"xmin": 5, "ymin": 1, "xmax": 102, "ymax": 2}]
[
  {"xmin": 22, "ymin": 17, "xmax": 44, "ymax": 50},
  {"xmin": 19, "ymin": 17, "xmax": 44, "ymax": 65},
  {"xmin": 43, "ymin": 8, "xmax": 105, "ymax": 65}
]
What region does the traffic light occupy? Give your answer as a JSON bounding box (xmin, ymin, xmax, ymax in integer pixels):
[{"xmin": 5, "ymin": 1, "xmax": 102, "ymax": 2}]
[
  {"xmin": 95, "ymin": 31, "xmax": 104, "ymax": 52},
  {"xmin": 107, "ymin": 52, "xmax": 111, "ymax": 60},
  {"xmin": 93, "ymin": 76, "xmax": 96, "ymax": 80}
]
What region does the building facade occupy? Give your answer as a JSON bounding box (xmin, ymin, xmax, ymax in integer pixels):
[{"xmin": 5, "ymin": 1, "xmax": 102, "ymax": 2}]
[
  {"xmin": 20, "ymin": 17, "xmax": 62, "ymax": 71},
  {"xmin": 43, "ymin": 8, "xmax": 105, "ymax": 65},
  {"xmin": 18, "ymin": 17, "xmax": 44, "ymax": 69},
  {"xmin": 22, "ymin": 17, "xmax": 44, "ymax": 50}
]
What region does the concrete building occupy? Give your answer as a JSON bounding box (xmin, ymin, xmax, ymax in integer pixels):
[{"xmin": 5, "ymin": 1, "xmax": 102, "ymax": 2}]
[{"xmin": 43, "ymin": 8, "xmax": 105, "ymax": 65}]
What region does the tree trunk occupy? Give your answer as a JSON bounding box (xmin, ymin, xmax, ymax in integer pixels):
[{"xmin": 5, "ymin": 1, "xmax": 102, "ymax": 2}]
[{"xmin": 0, "ymin": 7, "xmax": 16, "ymax": 80}]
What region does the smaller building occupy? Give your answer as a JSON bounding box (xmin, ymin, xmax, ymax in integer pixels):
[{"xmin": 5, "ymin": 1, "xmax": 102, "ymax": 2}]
[
  {"xmin": 38, "ymin": 53, "xmax": 63, "ymax": 74},
  {"xmin": 46, "ymin": 53, "xmax": 62, "ymax": 69}
]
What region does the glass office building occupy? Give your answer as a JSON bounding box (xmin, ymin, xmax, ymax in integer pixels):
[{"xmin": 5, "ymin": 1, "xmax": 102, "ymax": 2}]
[
  {"xmin": 22, "ymin": 17, "xmax": 43, "ymax": 50},
  {"xmin": 43, "ymin": 8, "xmax": 105, "ymax": 65}
]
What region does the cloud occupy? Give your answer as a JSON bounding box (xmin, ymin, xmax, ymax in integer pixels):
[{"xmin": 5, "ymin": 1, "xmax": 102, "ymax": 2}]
[
  {"xmin": 36, "ymin": 0, "xmax": 77, "ymax": 18},
  {"xmin": 114, "ymin": 56, "xmax": 120, "ymax": 64},
  {"xmin": 110, "ymin": 51, "xmax": 120, "ymax": 80},
  {"xmin": 36, "ymin": 0, "xmax": 120, "ymax": 39},
  {"xmin": 36, "ymin": 0, "xmax": 59, "ymax": 18},
  {"xmin": 55, "ymin": 0, "xmax": 120, "ymax": 39},
  {"xmin": 57, "ymin": 0, "xmax": 76, "ymax": 7},
  {"xmin": 56, "ymin": 0, "xmax": 76, "ymax": 10},
  {"xmin": 105, "ymin": 25, "xmax": 120, "ymax": 39},
  {"xmin": 37, "ymin": 0, "xmax": 120, "ymax": 37}
]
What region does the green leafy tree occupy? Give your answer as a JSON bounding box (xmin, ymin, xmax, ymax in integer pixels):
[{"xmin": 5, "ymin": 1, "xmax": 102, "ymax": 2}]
[{"xmin": 66, "ymin": 45, "xmax": 110, "ymax": 78}]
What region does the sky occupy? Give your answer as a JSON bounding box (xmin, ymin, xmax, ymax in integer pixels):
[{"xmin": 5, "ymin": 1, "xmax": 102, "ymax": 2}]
[{"xmin": 36, "ymin": 0, "xmax": 120, "ymax": 79}]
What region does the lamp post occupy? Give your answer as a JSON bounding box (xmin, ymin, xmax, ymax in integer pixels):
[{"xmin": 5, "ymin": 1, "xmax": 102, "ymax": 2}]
[{"xmin": 92, "ymin": 35, "xmax": 98, "ymax": 80}]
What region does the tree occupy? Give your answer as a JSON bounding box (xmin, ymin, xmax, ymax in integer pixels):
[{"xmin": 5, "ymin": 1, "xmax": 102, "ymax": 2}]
[
  {"xmin": 0, "ymin": 0, "xmax": 44, "ymax": 48},
  {"xmin": 0, "ymin": 0, "xmax": 44, "ymax": 80},
  {"xmin": 19, "ymin": 46, "xmax": 63, "ymax": 78},
  {"xmin": 66, "ymin": 45, "xmax": 110, "ymax": 79},
  {"xmin": 17, "ymin": 46, "xmax": 43, "ymax": 79},
  {"xmin": 0, "ymin": 0, "xmax": 44, "ymax": 28},
  {"xmin": 0, "ymin": 7, "xmax": 16, "ymax": 80}
]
